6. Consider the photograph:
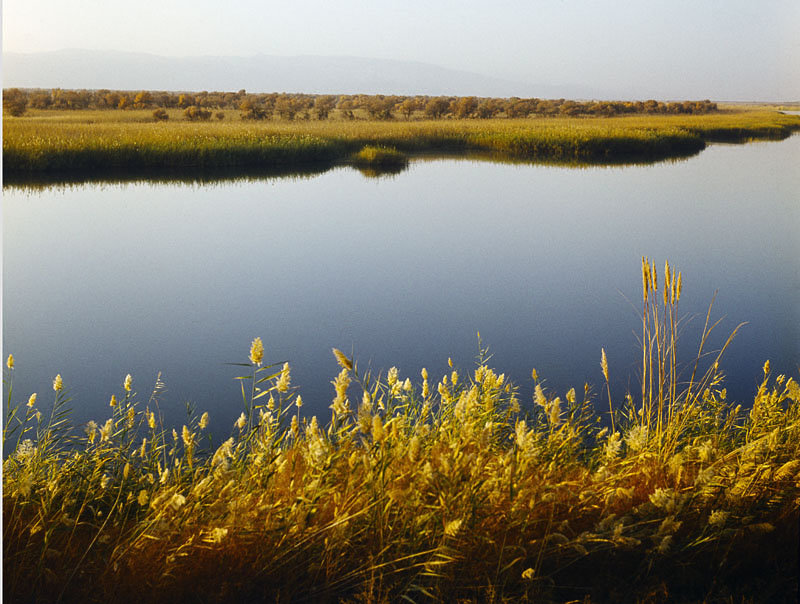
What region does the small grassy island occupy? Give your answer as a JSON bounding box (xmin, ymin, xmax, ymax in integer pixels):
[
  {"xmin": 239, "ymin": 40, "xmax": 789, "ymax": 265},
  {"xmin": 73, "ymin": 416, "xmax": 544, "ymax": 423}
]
[
  {"xmin": 4, "ymin": 260, "xmax": 799, "ymax": 603},
  {"xmin": 3, "ymin": 90, "xmax": 799, "ymax": 177}
]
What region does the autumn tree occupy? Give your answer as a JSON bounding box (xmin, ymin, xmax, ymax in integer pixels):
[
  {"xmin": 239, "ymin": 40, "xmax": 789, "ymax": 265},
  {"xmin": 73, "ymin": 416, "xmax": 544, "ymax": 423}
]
[
  {"xmin": 424, "ymin": 96, "xmax": 450, "ymax": 119},
  {"xmin": 133, "ymin": 91, "xmax": 153, "ymax": 109},
  {"xmin": 396, "ymin": 98, "xmax": 418, "ymax": 119},
  {"xmin": 3, "ymin": 88, "xmax": 28, "ymax": 116},
  {"xmin": 474, "ymin": 98, "xmax": 501, "ymax": 118},
  {"xmin": 274, "ymin": 95, "xmax": 299, "ymax": 120},
  {"xmin": 29, "ymin": 92, "xmax": 52, "ymax": 110},
  {"xmin": 239, "ymin": 99, "xmax": 272, "ymax": 120},
  {"xmin": 365, "ymin": 95, "xmax": 396, "ymax": 120},
  {"xmin": 313, "ymin": 95, "xmax": 337, "ymax": 120},
  {"xmin": 453, "ymin": 96, "xmax": 478, "ymax": 119}
]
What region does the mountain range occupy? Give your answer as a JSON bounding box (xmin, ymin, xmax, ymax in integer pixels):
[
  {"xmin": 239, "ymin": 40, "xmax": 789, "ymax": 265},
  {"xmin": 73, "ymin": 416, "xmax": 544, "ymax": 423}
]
[{"xmin": 2, "ymin": 49, "xmax": 601, "ymax": 98}]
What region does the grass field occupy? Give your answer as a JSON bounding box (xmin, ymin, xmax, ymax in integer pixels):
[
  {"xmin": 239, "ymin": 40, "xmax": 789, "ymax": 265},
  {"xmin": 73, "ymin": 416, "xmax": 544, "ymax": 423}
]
[
  {"xmin": 4, "ymin": 108, "xmax": 799, "ymax": 175},
  {"xmin": 4, "ymin": 260, "xmax": 799, "ymax": 603}
]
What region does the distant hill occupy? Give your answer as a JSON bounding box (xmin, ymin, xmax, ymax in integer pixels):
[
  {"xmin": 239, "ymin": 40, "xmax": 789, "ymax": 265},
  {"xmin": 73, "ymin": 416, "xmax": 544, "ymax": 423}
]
[{"xmin": 2, "ymin": 49, "xmax": 599, "ymax": 98}]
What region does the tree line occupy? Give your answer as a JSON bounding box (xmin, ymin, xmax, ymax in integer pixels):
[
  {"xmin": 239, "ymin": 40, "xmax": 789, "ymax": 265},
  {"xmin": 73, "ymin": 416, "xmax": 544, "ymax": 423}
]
[{"xmin": 3, "ymin": 87, "xmax": 718, "ymax": 120}]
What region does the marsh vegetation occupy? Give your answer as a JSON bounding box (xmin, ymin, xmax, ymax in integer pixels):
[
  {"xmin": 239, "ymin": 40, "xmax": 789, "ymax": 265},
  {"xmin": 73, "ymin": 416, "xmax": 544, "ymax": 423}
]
[
  {"xmin": 4, "ymin": 98, "xmax": 799, "ymax": 175},
  {"xmin": 4, "ymin": 261, "xmax": 799, "ymax": 603}
]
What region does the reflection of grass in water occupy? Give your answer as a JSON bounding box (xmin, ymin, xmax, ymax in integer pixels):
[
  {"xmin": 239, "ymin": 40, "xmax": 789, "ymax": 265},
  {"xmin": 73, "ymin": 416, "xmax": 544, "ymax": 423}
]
[
  {"xmin": 2, "ymin": 162, "xmax": 335, "ymax": 192},
  {"xmin": 3, "ymin": 261, "xmax": 799, "ymax": 603},
  {"xmin": 351, "ymin": 145, "xmax": 408, "ymax": 167},
  {"xmin": 350, "ymin": 145, "xmax": 410, "ymax": 179},
  {"xmin": 5, "ymin": 110, "xmax": 799, "ymax": 177}
]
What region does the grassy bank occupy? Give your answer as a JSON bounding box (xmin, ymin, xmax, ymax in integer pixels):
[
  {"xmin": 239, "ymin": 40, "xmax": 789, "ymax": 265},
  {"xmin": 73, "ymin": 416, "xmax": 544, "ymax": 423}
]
[
  {"xmin": 4, "ymin": 109, "xmax": 799, "ymax": 175},
  {"xmin": 4, "ymin": 260, "xmax": 799, "ymax": 603}
]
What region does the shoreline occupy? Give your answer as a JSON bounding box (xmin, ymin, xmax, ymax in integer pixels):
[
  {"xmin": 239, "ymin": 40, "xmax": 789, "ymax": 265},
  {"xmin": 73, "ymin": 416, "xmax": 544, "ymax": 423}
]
[{"xmin": 5, "ymin": 111, "xmax": 799, "ymax": 180}]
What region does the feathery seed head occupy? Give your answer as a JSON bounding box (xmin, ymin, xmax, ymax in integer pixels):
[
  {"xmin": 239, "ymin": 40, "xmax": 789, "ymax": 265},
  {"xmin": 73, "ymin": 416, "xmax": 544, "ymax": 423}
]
[
  {"xmin": 208, "ymin": 527, "xmax": 228, "ymax": 543},
  {"xmin": 53, "ymin": 374, "xmax": 63, "ymax": 392},
  {"xmin": 109, "ymin": 395, "xmax": 117, "ymax": 407},
  {"xmin": 168, "ymin": 493, "xmax": 186, "ymax": 512},
  {"xmin": 85, "ymin": 420, "xmax": 98, "ymax": 444},
  {"xmin": 332, "ymin": 348, "xmax": 352, "ymax": 370},
  {"xmin": 372, "ymin": 414, "xmax": 385, "ymax": 442},
  {"xmin": 625, "ymin": 425, "xmax": 648, "ymax": 451},
  {"xmin": 235, "ymin": 413, "xmax": 246, "ymax": 431},
  {"xmin": 604, "ymin": 432, "xmax": 622, "ymax": 460},
  {"xmin": 182, "ymin": 425, "xmax": 192, "ymax": 447},
  {"xmin": 276, "ymin": 362, "xmax": 291, "ymax": 392},
  {"xmin": 124, "ymin": 374, "xmax": 132, "ymax": 392},
  {"xmin": 408, "ymin": 435, "xmax": 421, "ymax": 462},
  {"xmin": 600, "ymin": 348, "xmax": 609, "ymax": 382},
  {"xmin": 548, "ymin": 397, "xmax": 562, "ymax": 425},
  {"xmin": 6, "ymin": 354, "xmax": 14, "ymax": 369},
  {"xmin": 249, "ymin": 337, "xmax": 264, "ymax": 366},
  {"xmin": 27, "ymin": 393, "xmax": 37, "ymax": 408},
  {"xmin": 100, "ymin": 418, "xmax": 114, "ymax": 442},
  {"xmin": 534, "ymin": 384, "xmax": 547, "ymax": 407},
  {"xmin": 444, "ymin": 518, "xmax": 463, "ymax": 537},
  {"xmin": 199, "ymin": 411, "xmax": 209, "ymax": 430},
  {"xmin": 708, "ymin": 509, "xmax": 729, "ymax": 528}
]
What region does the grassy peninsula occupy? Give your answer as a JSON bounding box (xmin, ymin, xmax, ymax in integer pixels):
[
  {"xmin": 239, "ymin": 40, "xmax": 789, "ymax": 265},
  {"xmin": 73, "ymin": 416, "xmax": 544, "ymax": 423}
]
[
  {"xmin": 4, "ymin": 107, "xmax": 799, "ymax": 176},
  {"xmin": 4, "ymin": 260, "xmax": 799, "ymax": 603}
]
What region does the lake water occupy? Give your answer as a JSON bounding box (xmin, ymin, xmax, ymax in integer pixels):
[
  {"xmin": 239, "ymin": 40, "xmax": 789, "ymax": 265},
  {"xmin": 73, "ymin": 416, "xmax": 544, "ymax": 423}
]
[{"xmin": 3, "ymin": 136, "xmax": 799, "ymax": 432}]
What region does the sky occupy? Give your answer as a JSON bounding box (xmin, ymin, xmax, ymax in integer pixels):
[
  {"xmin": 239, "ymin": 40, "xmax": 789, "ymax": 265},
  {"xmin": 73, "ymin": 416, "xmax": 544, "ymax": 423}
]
[{"xmin": 3, "ymin": 0, "xmax": 799, "ymax": 100}]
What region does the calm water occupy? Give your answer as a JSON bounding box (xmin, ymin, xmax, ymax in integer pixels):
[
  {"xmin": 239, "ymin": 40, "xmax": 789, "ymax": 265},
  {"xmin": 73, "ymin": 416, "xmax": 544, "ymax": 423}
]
[{"xmin": 3, "ymin": 136, "xmax": 799, "ymax": 432}]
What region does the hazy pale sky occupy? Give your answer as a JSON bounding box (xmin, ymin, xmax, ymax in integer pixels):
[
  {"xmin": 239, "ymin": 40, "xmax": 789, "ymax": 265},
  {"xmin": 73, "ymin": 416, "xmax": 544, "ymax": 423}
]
[{"xmin": 3, "ymin": 0, "xmax": 799, "ymax": 99}]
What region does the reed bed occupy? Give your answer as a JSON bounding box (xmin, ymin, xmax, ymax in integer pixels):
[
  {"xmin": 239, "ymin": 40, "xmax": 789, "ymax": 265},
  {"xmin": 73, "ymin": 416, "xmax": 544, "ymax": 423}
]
[
  {"xmin": 350, "ymin": 145, "xmax": 409, "ymax": 169},
  {"xmin": 5, "ymin": 110, "xmax": 799, "ymax": 175},
  {"xmin": 4, "ymin": 260, "xmax": 799, "ymax": 603}
]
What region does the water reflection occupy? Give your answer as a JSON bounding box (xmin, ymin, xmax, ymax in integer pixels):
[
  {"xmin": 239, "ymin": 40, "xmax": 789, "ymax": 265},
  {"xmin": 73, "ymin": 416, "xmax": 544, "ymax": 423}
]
[
  {"xmin": 3, "ymin": 137, "xmax": 798, "ymax": 434},
  {"xmin": 4, "ymin": 147, "xmax": 700, "ymax": 191},
  {"xmin": 2, "ymin": 162, "xmax": 335, "ymax": 192}
]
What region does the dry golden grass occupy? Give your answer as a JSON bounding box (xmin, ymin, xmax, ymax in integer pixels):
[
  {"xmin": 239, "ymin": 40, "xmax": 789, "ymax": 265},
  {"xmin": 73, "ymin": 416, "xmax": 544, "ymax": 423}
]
[
  {"xmin": 5, "ymin": 109, "xmax": 799, "ymax": 175},
  {"xmin": 3, "ymin": 261, "xmax": 799, "ymax": 603}
]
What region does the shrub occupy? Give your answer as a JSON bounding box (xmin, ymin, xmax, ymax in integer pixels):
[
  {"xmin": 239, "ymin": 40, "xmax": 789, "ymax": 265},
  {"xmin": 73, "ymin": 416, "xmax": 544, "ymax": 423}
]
[{"xmin": 183, "ymin": 105, "xmax": 211, "ymax": 121}]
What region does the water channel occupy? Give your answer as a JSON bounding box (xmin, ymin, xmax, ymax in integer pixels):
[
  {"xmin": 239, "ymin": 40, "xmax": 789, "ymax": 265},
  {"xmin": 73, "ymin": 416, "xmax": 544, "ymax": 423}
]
[{"xmin": 3, "ymin": 136, "xmax": 799, "ymax": 432}]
